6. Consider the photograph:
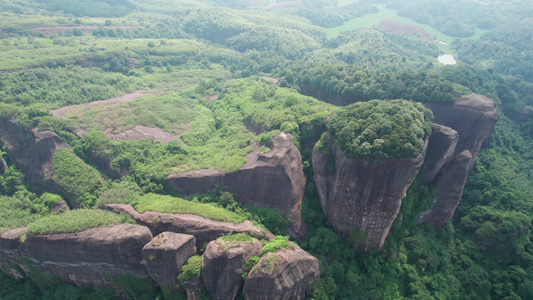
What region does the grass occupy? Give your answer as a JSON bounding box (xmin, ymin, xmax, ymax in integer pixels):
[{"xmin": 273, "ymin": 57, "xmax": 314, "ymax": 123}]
[
  {"xmin": 26, "ymin": 209, "xmax": 135, "ymax": 235},
  {"xmin": 260, "ymin": 235, "xmax": 295, "ymax": 256},
  {"xmin": 132, "ymin": 193, "xmax": 246, "ymax": 223},
  {"xmin": 323, "ymin": 4, "xmax": 488, "ymax": 51},
  {"xmin": 0, "ymin": 196, "xmax": 42, "ymax": 234}
]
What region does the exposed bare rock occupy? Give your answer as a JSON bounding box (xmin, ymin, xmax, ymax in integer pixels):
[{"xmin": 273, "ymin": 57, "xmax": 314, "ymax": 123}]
[
  {"xmin": 202, "ymin": 237, "xmax": 262, "ymax": 300},
  {"xmin": 242, "ymin": 247, "xmax": 320, "ymax": 300},
  {"xmin": 421, "ymin": 124, "xmax": 458, "ymax": 184},
  {"xmin": 19, "ymin": 224, "xmax": 152, "ymax": 288},
  {"xmin": 50, "ymin": 199, "xmax": 70, "ymax": 214},
  {"xmin": 0, "ymin": 119, "xmax": 72, "ymax": 195},
  {"xmin": 106, "ymin": 204, "xmax": 273, "ymax": 249},
  {"xmin": 0, "ymin": 228, "xmax": 27, "ymax": 279},
  {"xmin": 142, "ymin": 232, "xmax": 196, "ymax": 289},
  {"xmin": 419, "ymin": 94, "xmax": 498, "ymax": 226},
  {"xmin": 426, "ymin": 93, "xmax": 497, "ymax": 170},
  {"xmin": 0, "ymin": 156, "xmax": 7, "ymax": 174},
  {"xmin": 181, "ymin": 280, "xmax": 204, "ymax": 300},
  {"xmin": 418, "ymin": 150, "xmax": 472, "ymax": 227},
  {"xmin": 166, "ymin": 133, "xmax": 306, "ymax": 237},
  {"xmin": 313, "ymin": 138, "xmax": 427, "ymax": 250}
]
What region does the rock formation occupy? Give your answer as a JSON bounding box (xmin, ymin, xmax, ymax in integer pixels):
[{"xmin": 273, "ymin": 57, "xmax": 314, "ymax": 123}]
[
  {"xmin": 202, "ymin": 237, "xmax": 262, "ymax": 300},
  {"xmin": 418, "ymin": 150, "xmax": 472, "ymax": 226},
  {"xmin": 0, "ymin": 118, "xmax": 72, "ymax": 195},
  {"xmin": 166, "ymin": 132, "xmax": 306, "ymax": 237},
  {"xmin": 419, "ymin": 94, "xmax": 498, "ymax": 226},
  {"xmin": 421, "ymin": 124, "xmax": 458, "ymax": 184},
  {"xmin": 313, "ymin": 137, "xmax": 427, "ymax": 250},
  {"xmin": 0, "ymin": 156, "xmax": 7, "ymax": 174},
  {"xmin": 143, "ymin": 232, "xmax": 196, "ymax": 289},
  {"xmin": 242, "ymin": 247, "xmax": 320, "ymax": 300},
  {"xmin": 4, "ymin": 224, "xmax": 153, "ymax": 288},
  {"xmin": 106, "ymin": 204, "xmax": 273, "ymax": 249}
]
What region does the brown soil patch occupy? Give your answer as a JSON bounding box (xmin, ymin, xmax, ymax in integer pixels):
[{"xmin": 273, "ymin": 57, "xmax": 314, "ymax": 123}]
[
  {"xmin": 374, "ymin": 19, "xmax": 434, "ymax": 41},
  {"xmin": 261, "ymin": 76, "xmax": 280, "ymax": 85},
  {"xmin": 52, "ymin": 90, "xmax": 153, "ymax": 118},
  {"xmin": 33, "ymin": 25, "xmax": 142, "ymax": 36},
  {"xmin": 357, "ymin": 28, "xmax": 376, "ymax": 34},
  {"xmin": 206, "ymin": 94, "xmax": 219, "ymax": 102}
]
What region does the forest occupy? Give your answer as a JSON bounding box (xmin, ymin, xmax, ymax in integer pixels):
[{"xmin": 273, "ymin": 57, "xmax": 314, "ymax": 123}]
[{"xmin": 1, "ymin": 0, "xmax": 532, "ymax": 299}]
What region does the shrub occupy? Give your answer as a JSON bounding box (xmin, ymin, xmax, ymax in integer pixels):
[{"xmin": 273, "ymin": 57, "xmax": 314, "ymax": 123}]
[
  {"xmin": 260, "ymin": 235, "xmax": 294, "ymax": 256},
  {"xmin": 178, "ymin": 255, "xmax": 203, "ymax": 283}
]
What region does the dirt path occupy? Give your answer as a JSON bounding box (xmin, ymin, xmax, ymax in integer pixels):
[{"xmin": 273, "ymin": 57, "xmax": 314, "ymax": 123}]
[{"xmin": 52, "ymin": 90, "xmax": 152, "ymax": 118}]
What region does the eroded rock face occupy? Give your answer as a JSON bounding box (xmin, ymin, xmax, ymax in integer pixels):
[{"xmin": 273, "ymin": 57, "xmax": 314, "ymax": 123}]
[
  {"xmin": 313, "ymin": 138, "xmax": 427, "ymax": 250},
  {"xmin": 0, "ymin": 228, "xmax": 27, "ymax": 279},
  {"xmin": 0, "ymin": 119, "xmax": 72, "ymax": 195},
  {"xmin": 242, "ymin": 247, "xmax": 320, "ymax": 300},
  {"xmin": 166, "ymin": 133, "xmax": 306, "ymax": 237},
  {"xmin": 418, "ymin": 150, "xmax": 472, "ymax": 226},
  {"xmin": 106, "ymin": 204, "xmax": 273, "ymax": 249},
  {"xmin": 419, "ymin": 94, "xmax": 498, "ymax": 226},
  {"xmin": 202, "ymin": 237, "xmax": 262, "ymax": 300},
  {"xmin": 142, "ymin": 232, "xmax": 196, "ymax": 289},
  {"xmin": 0, "ymin": 156, "xmax": 7, "ymax": 174},
  {"xmin": 421, "ymin": 124, "xmax": 458, "ymax": 185},
  {"xmin": 19, "ymin": 224, "xmax": 152, "ymax": 288},
  {"xmin": 426, "ymin": 94, "xmax": 497, "ymax": 170}
]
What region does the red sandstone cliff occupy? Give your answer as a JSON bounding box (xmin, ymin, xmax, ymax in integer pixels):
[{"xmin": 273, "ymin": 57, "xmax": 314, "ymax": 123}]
[
  {"xmin": 313, "ymin": 137, "xmax": 428, "ymax": 250},
  {"xmin": 166, "ymin": 133, "xmax": 306, "ymax": 237}
]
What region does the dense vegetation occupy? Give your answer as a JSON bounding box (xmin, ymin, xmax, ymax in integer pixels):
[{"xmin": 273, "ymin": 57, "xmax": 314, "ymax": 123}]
[
  {"xmin": 326, "ymin": 100, "xmax": 433, "ymax": 160},
  {"xmin": 26, "ymin": 209, "xmax": 134, "ymax": 235},
  {"xmin": 0, "ymin": 0, "xmax": 532, "ymax": 299}
]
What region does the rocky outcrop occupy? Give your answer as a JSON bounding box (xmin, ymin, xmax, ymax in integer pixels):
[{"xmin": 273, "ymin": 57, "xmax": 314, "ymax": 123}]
[
  {"xmin": 166, "ymin": 133, "xmax": 306, "ymax": 237},
  {"xmin": 242, "ymin": 247, "xmax": 320, "ymax": 300},
  {"xmin": 426, "ymin": 94, "xmax": 497, "ymax": 170},
  {"xmin": 202, "ymin": 237, "xmax": 262, "ymax": 300},
  {"xmin": 418, "ymin": 150, "xmax": 472, "ymax": 226},
  {"xmin": 313, "ymin": 138, "xmax": 427, "ymax": 250},
  {"xmin": 16, "ymin": 224, "xmax": 152, "ymax": 288},
  {"xmin": 181, "ymin": 280, "xmax": 204, "ymax": 300},
  {"xmin": 419, "ymin": 94, "xmax": 498, "ymax": 226},
  {"xmin": 106, "ymin": 204, "xmax": 273, "ymax": 249},
  {"xmin": 421, "ymin": 124, "xmax": 458, "ymax": 184},
  {"xmin": 50, "ymin": 199, "xmax": 70, "ymax": 214},
  {"xmin": 0, "ymin": 119, "xmax": 72, "ymax": 195},
  {"xmin": 0, "ymin": 156, "xmax": 7, "ymax": 174},
  {"xmin": 142, "ymin": 232, "xmax": 196, "ymax": 289},
  {"xmin": 0, "ymin": 228, "xmax": 27, "ymax": 279}
]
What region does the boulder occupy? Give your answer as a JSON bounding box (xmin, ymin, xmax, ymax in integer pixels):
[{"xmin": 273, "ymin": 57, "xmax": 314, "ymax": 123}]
[
  {"xmin": 142, "ymin": 232, "xmax": 196, "ymax": 289},
  {"xmin": 242, "ymin": 247, "xmax": 320, "ymax": 300},
  {"xmin": 166, "ymin": 133, "xmax": 306, "ymax": 237},
  {"xmin": 202, "ymin": 237, "xmax": 262, "ymax": 300},
  {"xmin": 0, "ymin": 156, "xmax": 7, "ymax": 174},
  {"xmin": 313, "ymin": 138, "xmax": 427, "ymax": 250},
  {"xmin": 418, "ymin": 150, "xmax": 472, "ymax": 227},
  {"xmin": 50, "ymin": 199, "xmax": 70, "ymax": 214},
  {"xmin": 421, "ymin": 124, "xmax": 458, "ymax": 184},
  {"xmin": 0, "ymin": 119, "xmax": 72, "ymax": 195},
  {"xmin": 19, "ymin": 224, "xmax": 152, "ymax": 288},
  {"xmin": 106, "ymin": 204, "xmax": 273, "ymax": 249}
]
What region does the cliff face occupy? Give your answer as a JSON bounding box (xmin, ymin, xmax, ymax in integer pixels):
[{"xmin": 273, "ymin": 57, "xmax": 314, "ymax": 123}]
[
  {"xmin": 0, "ymin": 119, "xmax": 71, "ymax": 195},
  {"xmin": 419, "ymin": 94, "xmax": 498, "ymax": 226},
  {"xmin": 166, "ymin": 133, "xmax": 306, "ymax": 237},
  {"xmin": 1, "ymin": 224, "xmax": 153, "ymax": 288},
  {"xmin": 242, "ymin": 247, "xmax": 320, "ymax": 300},
  {"xmin": 298, "ymin": 84, "xmax": 354, "ymax": 106},
  {"xmin": 202, "ymin": 238, "xmax": 262, "ymax": 300},
  {"xmin": 313, "ymin": 138, "xmax": 427, "ymax": 250}
]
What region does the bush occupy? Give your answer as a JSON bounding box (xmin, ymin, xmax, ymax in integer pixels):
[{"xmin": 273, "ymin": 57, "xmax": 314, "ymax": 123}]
[
  {"xmin": 260, "ymin": 235, "xmax": 294, "ymax": 256},
  {"xmin": 178, "ymin": 255, "xmax": 203, "ymax": 283}
]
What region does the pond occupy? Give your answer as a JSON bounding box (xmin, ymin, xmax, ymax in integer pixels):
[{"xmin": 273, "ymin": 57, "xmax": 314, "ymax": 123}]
[{"xmin": 438, "ymin": 54, "xmax": 457, "ymax": 65}]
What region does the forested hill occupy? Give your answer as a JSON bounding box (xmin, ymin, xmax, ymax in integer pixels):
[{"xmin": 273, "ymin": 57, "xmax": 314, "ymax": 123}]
[{"xmin": 1, "ymin": 0, "xmax": 533, "ymax": 299}]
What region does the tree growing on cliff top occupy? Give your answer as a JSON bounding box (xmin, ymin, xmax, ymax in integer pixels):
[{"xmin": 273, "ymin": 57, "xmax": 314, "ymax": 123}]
[{"xmin": 326, "ymin": 99, "xmax": 433, "ymax": 160}]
